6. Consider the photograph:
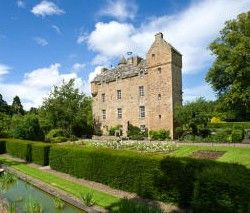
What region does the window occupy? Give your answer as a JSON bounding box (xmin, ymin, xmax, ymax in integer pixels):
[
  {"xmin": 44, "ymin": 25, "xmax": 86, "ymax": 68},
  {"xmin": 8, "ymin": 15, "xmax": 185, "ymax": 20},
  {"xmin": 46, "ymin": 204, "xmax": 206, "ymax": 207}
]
[
  {"xmin": 152, "ymin": 53, "xmax": 155, "ymax": 58},
  {"xmin": 159, "ymin": 115, "xmax": 162, "ymax": 119},
  {"xmin": 117, "ymin": 108, "xmax": 122, "ymax": 119},
  {"xmin": 139, "ymin": 106, "xmax": 145, "ymax": 118},
  {"xmin": 158, "ymin": 94, "xmax": 161, "ymax": 100},
  {"xmin": 117, "ymin": 90, "xmax": 121, "ymax": 99},
  {"xmin": 139, "ymin": 86, "xmax": 144, "ymax": 97},
  {"xmin": 158, "ymin": 67, "xmax": 161, "ymax": 73},
  {"xmin": 101, "ymin": 93, "xmax": 105, "ymax": 102},
  {"xmin": 102, "ymin": 110, "xmax": 106, "ymax": 119}
]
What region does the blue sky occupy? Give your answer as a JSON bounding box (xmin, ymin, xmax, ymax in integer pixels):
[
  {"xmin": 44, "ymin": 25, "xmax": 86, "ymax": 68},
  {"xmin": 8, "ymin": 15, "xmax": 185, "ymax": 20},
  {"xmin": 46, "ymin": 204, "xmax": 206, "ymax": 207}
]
[{"xmin": 0, "ymin": 0, "xmax": 249, "ymax": 109}]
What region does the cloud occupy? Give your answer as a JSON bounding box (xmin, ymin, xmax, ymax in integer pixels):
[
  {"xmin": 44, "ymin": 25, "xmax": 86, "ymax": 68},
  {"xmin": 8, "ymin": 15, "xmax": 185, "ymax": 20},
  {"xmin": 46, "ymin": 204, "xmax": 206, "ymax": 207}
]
[
  {"xmin": 31, "ymin": 1, "xmax": 64, "ymax": 17},
  {"xmin": 0, "ymin": 64, "xmax": 87, "ymax": 110},
  {"xmin": 17, "ymin": 0, "xmax": 25, "ymax": 8},
  {"xmin": 0, "ymin": 64, "xmax": 11, "ymax": 76},
  {"xmin": 51, "ymin": 25, "xmax": 61, "ymax": 34},
  {"xmin": 88, "ymin": 66, "xmax": 103, "ymax": 83},
  {"xmin": 77, "ymin": 33, "xmax": 88, "ymax": 44},
  {"xmin": 183, "ymin": 84, "xmax": 216, "ymax": 103},
  {"xmin": 71, "ymin": 63, "xmax": 85, "ymax": 73},
  {"xmin": 99, "ymin": 0, "xmax": 137, "ymax": 21},
  {"xmin": 34, "ymin": 37, "xmax": 48, "ymax": 46},
  {"xmin": 86, "ymin": 0, "xmax": 250, "ymax": 74}
]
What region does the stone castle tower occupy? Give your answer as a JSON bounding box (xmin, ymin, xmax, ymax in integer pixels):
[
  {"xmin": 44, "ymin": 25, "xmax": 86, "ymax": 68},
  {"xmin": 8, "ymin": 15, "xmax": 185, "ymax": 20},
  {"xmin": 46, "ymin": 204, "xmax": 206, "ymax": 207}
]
[{"xmin": 91, "ymin": 32, "xmax": 182, "ymax": 138}]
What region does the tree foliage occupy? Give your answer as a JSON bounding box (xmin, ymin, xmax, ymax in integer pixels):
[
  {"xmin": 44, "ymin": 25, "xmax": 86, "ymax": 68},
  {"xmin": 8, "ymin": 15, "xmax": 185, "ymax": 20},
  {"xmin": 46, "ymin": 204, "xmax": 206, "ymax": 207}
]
[
  {"xmin": 206, "ymin": 12, "xmax": 250, "ymax": 120},
  {"xmin": 11, "ymin": 96, "xmax": 24, "ymax": 115},
  {"xmin": 39, "ymin": 79, "xmax": 93, "ymax": 137},
  {"xmin": 175, "ymin": 98, "xmax": 214, "ymax": 135}
]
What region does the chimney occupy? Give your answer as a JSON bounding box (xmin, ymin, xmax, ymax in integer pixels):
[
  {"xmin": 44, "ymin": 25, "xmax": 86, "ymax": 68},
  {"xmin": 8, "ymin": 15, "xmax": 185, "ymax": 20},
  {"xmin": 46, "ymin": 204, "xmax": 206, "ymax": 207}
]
[{"xmin": 155, "ymin": 32, "xmax": 163, "ymax": 42}]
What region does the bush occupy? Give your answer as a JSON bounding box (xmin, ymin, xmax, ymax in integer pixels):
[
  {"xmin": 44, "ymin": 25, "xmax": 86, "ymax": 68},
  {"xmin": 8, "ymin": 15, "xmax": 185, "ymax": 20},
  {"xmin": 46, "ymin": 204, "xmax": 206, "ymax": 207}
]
[
  {"xmin": 50, "ymin": 146, "xmax": 250, "ymax": 211},
  {"xmin": 11, "ymin": 114, "xmax": 44, "ymax": 141},
  {"xmin": 209, "ymin": 122, "xmax": 250, "ymax": 129},
  {"xmin": 0, "ymin": 140, "xmax": 6, "ymax": 154},
  {"xmin": 45, "ymin": 129, "xmax": 67, "ymax": 143},
  {"xmin": 31, "ymin": 143, "xmax": 51, "ymax": 165},
  {"xmin": 6, "ymin": 139, "xmax": 32, "ymax": 161},
  {"xmin": 149, "ymin": 129, "xmax": 170, "ymax": 141},
  {"xmin": 231, "ymin": 129, "xmax": 243, "ymax": 142},
  {"xmin": 109, "ymin": 125, "xmax": 122, "ymax": 136},
  {"xmin": 127, "ymin": 124, "xmax": 147, "ymax": 140}
]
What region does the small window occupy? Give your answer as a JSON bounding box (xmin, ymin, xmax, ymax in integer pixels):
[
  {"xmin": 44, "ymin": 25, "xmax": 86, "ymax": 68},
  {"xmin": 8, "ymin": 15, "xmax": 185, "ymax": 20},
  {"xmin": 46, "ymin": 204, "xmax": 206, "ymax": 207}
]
[
  {"xmin": 139, "ymin": 106, "xmax": 145, "ymax": 118},
  {"xmin": 101, "ymin": 93, "xmax": 105, "ymax": 102},
  {"xmin": 117, "ymin": 90, "xmax": 121, "ymax": 99},
  {"xmin": 158, "ymin": 94, "xmax": 161, "ymax": 100},
  {"xmin": 158, "ymin": 67, "xmax": 161, "ymax": 73},
  {"xmin": 102, "ymin": 110, "xmax": 106, "ymax": 119},
  {"xmin": 139, "ymin": 86, "xmax": 144, "ymax": 97},
  {"xmin": 152, "ymin": 54, "xmax": 155, "ymax": 58},
  {"xmin": 117, "ymin": 108, "xmax": 122, "ymax": 119},
  {"xmin": 159, "ymin": 115, "xmax": 162, "ymax": 119}
]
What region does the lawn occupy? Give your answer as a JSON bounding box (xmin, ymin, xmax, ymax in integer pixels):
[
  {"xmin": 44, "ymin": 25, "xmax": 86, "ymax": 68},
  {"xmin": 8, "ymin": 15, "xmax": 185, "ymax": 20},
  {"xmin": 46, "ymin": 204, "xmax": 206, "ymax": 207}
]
[{"xmin": 170, "ymin": 145, "xmax": 250, "ymax": 168}]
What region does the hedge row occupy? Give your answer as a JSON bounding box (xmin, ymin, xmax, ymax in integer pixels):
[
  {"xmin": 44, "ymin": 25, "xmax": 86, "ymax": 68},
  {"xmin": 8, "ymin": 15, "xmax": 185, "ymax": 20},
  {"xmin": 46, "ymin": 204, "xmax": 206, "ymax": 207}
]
[
  {"xmin": 209, "ymin": 122, "xmax": 250, "ymax": 129},
  {"xmin": 49, "ymin": 146, "xmax": 250, "ymax": 211},
  {"xmin": 0, "ymin": 139, "xmax": 51, "ymax": 165}
]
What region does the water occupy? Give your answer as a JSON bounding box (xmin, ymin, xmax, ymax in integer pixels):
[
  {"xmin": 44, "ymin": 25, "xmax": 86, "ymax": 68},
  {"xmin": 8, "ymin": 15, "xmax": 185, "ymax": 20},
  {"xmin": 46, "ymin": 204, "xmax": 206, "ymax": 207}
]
[{"xmin": 1, "ymin": 176, "xmax": 85, "ymax": 213}]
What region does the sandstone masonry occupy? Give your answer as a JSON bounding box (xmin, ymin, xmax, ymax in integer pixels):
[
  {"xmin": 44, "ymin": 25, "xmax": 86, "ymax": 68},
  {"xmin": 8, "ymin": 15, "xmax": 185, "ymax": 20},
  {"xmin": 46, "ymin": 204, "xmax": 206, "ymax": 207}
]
[{"xmin": 91, "ymin": 32, "xmax": 182, "ymax": 138}]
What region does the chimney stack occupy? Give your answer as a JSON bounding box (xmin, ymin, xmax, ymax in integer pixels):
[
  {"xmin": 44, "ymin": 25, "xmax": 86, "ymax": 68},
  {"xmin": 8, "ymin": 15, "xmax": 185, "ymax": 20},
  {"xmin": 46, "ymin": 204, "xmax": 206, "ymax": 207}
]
[{"xmin": 155, "ymin": 32, "xmax": 163, "ymax": 42}]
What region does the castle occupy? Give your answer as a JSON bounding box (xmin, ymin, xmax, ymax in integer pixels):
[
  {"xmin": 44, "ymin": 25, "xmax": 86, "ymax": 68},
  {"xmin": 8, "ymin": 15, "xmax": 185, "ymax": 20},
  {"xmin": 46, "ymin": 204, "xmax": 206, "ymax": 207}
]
[{"xmin": 91, "ymin": 33, "xmax": 182, "ymax": 138}]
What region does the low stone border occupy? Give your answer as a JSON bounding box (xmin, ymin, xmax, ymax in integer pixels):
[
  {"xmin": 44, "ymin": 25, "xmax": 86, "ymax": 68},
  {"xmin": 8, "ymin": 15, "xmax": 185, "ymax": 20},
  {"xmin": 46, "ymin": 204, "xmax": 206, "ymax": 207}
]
[{"xmin": 2, "ymin": 166, "xmax": 107, "ymax": 213}]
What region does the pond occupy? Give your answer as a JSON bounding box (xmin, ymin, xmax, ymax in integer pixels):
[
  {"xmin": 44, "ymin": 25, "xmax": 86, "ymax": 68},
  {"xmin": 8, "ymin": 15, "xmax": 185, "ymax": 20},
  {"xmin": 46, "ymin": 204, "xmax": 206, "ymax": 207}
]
[{"xmin": 0, "ymin": 172, "xmax": 85, "ymax": 213}]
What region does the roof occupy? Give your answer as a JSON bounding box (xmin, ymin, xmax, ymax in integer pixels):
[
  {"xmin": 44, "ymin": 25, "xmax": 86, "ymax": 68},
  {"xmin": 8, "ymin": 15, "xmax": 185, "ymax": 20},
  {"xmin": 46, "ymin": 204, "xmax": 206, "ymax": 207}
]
[{"xmin": 91, "ymin": 59, "xmax": 147, "ymax": 83}]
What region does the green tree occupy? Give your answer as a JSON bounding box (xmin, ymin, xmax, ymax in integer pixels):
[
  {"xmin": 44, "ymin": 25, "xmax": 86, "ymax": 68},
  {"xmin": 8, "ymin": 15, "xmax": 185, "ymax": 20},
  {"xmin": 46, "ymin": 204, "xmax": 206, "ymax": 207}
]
[
  {"xmin": 11, "ymin": 96, "xmax": 24, "ymax": 115},
  {"xmin": 39, "ymin": 79, "xmax": 93, "ymax": 137},
  {"xmin": 0, "ymin": 112, "xmax": 11, "ymax": 137},
  {"xmin": 175, "ymin": 98, "xmax": 214, "ymax": 135},
  {"xmin": 0, "ymin": 94, "xmax": 11, "ymax": 115},
  {"xmin": 206, "ymin": 12, "xmax": 250, "ymax": 120}
]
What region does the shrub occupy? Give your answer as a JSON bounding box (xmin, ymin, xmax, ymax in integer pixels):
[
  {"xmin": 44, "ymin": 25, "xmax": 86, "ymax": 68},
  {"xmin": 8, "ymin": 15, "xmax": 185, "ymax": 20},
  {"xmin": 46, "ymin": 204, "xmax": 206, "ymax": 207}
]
[
  {"xmin": 231, "ymin": 129, "xmax": 243, "ymax": 142},
  {"xmin": 31, "ymin": 143, "xmax": 51, "ymax": 165},
  {"xmin": 45, "ymin": 129, "xmax": 68, "ymax": 143},
  {"xmin": 6, "ymin": 139, "xmax": 32, "ymax": 161},
  {"xmin": 0, "ymin": 140, "xmax": 6, "ymax": 154},
  {"xmin": 210, "ymin": 117, "xmax": 221, "ymax": 123},
  {"xmin": 209, "ymin": 122, "xmax": 250, "ymax": 129},
  {"xmin": 109, "ymin": 125, "xmax": 122, "ymax": 136},
  {"xmin": 149, "ymin": 129, "xmax": 170, "ymax": 141},
  {"xmin": 128, "ymin": 124, "xmax": 147, "ymax": 140},
  {"xmin": 11, "ymin": 114, "xmax": 44, "ymax": 141}
]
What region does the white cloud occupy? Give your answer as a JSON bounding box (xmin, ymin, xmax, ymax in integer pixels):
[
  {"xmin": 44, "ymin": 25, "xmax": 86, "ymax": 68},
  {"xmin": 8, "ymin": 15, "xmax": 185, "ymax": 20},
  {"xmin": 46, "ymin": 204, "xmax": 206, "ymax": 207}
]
[
  {"xmin": 34, "ymin": 37, "xmax": 48, "ymax": 46},
  {"xmin": 71, "ymin": 63, "xmax": 85, "ymax": 73},
  {"xmin": 17, "ymin": 0, "xmax": 25, "ymax": 8},
  {"xmin": 51, "ymin": 25, "xmax": 61, "ymax": 34},
  {"xmin": 88, "ymin": 66, "xmax": 103, "ymax": 83},
  {"xmin": 77, "ymin": 33, "xmax": 88, "ymax": 44},
  {"xmin": 99, "ymin": 0, "xmax": 137, "ymax": 21},
  {"xmin": 0, "ymin": 64, "xmax": 88, "ymax": 110},
  {"xmin": 86, "ymin": 0, "xmax": 250, "ymax": 74},
  {"xmin": 183, "ymin": 84, "xmax": 216, "ymax": 103},
  {"xmin": 31, "ymin": 1, "xmax": 64, "ymax": 17},
  {"xmin": 0, "ymin": 64, "xmax": 10, "ymax": 76}
]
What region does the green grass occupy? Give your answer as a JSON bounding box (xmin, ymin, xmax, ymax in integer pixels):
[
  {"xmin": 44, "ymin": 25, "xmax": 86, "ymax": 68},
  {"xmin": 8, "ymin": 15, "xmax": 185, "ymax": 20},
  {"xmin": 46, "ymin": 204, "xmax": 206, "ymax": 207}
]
[
  {"xmin": 0, "ymin": 157, "xmax": 120, "ymax": 209},
  {"xmin": 170, "ymin": 145, "xmax": 250, "ymax": 168}
]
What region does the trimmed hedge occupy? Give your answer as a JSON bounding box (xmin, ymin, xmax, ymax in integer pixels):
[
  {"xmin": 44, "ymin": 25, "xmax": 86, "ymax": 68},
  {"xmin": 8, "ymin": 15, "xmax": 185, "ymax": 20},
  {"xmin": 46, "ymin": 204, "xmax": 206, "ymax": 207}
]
[
  {"xmin": 31, "ymin": 143, "xmax": 51, "ymax": 165},
  {"xmin": 6, "ymin": 139, "xmax": 32, "ymax": 161},
  {"xmin": 49, "ymin": 146, "xmax": 250, "ymax": 211},
  {"xmin": 209, "ymin": 122, "xmax": 250, "ymax": 129},
  {"xmin": 0, "ymin": 139, "xmax": 51, "ymax": 165}
]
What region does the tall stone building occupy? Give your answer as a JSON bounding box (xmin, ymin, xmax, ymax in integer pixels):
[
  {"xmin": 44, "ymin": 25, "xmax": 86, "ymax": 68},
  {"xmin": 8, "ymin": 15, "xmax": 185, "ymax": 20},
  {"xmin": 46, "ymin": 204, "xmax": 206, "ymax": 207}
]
[{"xmin": 91, "ymin": 32, "xmax": 182, "ymax": 138}]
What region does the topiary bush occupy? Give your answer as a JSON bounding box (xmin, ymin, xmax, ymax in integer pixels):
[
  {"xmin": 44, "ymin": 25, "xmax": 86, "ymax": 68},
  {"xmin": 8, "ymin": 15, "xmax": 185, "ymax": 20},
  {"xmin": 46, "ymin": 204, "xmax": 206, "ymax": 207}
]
[
  {"xmin": 45, "ymin": 129, "xmax": 67, "ymax": 143},
  {"xmin": 31, "ymin": 143, "xmax": 51, "ymax": 165},
  {"xmin": 231, "ymin": 129, "xmax": 244, "ymax": 142}
]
